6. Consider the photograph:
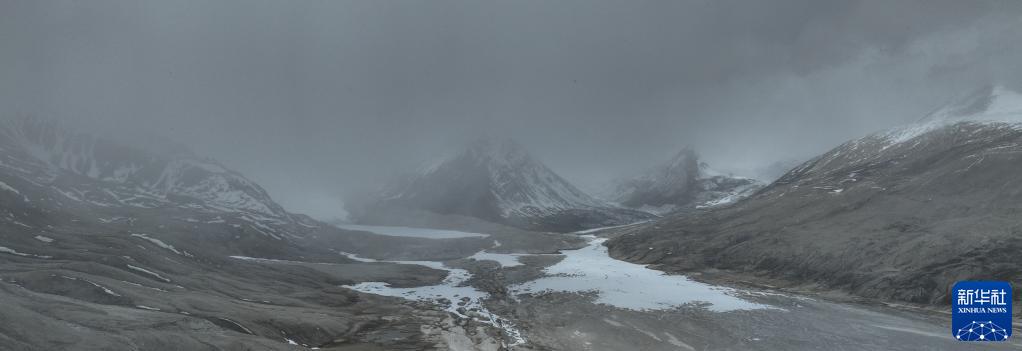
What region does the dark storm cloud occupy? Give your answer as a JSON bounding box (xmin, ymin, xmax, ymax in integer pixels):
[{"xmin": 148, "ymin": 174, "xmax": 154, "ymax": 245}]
[{"xmin": 2, "ymin": 0, "xmax": 1021, "ymax": 219}]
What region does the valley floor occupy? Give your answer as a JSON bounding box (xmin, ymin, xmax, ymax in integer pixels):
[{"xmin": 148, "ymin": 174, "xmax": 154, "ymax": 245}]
[
  {"xmin": 4, "ymin": 222, "xmax": 1018, "ymax": 350},
  {"xmin": 339, "ymin": 225, "xmax": 1022, "ymax": 351}
]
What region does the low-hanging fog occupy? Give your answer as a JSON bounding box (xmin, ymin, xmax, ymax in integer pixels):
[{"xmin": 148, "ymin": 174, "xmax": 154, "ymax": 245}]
[{"xmin": 3, "ymin": 0, "xmax": 1021, "ymax": 221}]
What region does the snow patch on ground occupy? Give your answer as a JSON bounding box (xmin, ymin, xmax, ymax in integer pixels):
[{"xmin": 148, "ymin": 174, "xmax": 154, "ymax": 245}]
[
  {"xmin": 467, "ymin": 251, "xmax": 524, "ymax": 268},
  {"xmin": 0, "ymin": 181, "xmax": 21, "ymax": 195},
  {"xmin": 509, "ymin": 236, "xmax": 773, "ymax": 312},
  {"xmin": 338, "ymin": 251, "xmax": 378, "ymax": 263},
  {"xmin": 665, "ymin": 332, "xmax": 696, "ymax": 350},
  {"xmin": 574, "ymin": 221, "xmax": 649, "ymax": 234},
  {"xmin": 0, "ymin": 181, "xmax": 30, "ymax": 202},
  {"xmin": 60, "ymin": 275, "xmax": 121, "ymax": 297},
  {"xmin": 130, "ymin": 233, "xmax": 193, "ymax": 257},
  {"xmin": 126, "ymin": 264, "xmax": 171, "ymax": 282},
  {"xmin": 698, "ymin": 195, "xmax": 737, "ymax": 208},
  {"xmin": 0, "ymin": 246, "xmax": 51, "ymax": 259}
]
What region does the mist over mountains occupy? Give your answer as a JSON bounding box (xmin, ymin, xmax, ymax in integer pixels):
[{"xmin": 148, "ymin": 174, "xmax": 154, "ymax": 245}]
[
  {"xmin": 608, "ymin": 84, "xmax": 1022, "ymax": 304},
  {"xmin": 4, "ymin": 85, "xmax": 1022, "ymax": 350},
  {"xmin": 0, "ymin": 117, "xmax": 290, "ymax": 221},
  {"xmin": 6, "ymin": 0, "xmax": 1022, "ymax": 217},
  {"xmin": 0, "ymin": 115, "xmax": 561, "ymax": 349},
  {"xmin": 608, "ymin": 147, "xmax": 762, "ymax": 215},
  {"xmin": 348, "ymin": 138, "xmax": 655, "ymax": 232},
  {"xmin": 5, "ymin": 1, "xmax": 1022, "ymax": 349}
]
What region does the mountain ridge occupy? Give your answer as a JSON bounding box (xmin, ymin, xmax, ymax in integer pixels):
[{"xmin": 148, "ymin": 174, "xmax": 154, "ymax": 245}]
[
  {"xmin": 609, "ymin": 147, "xmax": 763, "ymax": 215},
  {"xmin": 0, "ymin": 116, "xmax": 290, "ymax": 220},
  {"xmin": 353, "ymin": 138, "xmax": 655, "ymax": 232},
  {"xmin": 606, "ymin": 85, "xmax": 1022, "ymax": 305}
]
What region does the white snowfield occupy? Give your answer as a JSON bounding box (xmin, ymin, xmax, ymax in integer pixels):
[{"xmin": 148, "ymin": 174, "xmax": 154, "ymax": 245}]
[
  {"xmin": 509, "ymin": 236, "xmax": 772, "ymax": 312},
  {"xmin": 467, "ymin": 251, "xmax": 524, "ymax": 268},
  {"xmin": 332, "ymin": 224, "xmax": 489, "ymax": 239}
]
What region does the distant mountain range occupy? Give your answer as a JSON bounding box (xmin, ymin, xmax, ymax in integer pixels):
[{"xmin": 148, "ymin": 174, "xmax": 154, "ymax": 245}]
[
  {"xmin": 0, "ymin": 117, "xmax": 494, "ymax": 349},
  {"xmin": 350, "ymin": 138, "xmax": 655, "ymax": 232},
  {"xmin": 7, "ymin": 82, "xmax": 1019, "ymax": 348},
  {"xmin": 608, "ymin": 147, "xmax": 762, "ymax": 215},
  {"xmin": 0, "ymin": 116, "xmax": 365, "ymax": 267},
  {"xmin": 0, "ymin": 117, "xmax": 290, "ymax": 221},
  {"xmin": 607, "ymin": 85, "xmax": 1022, "ymax": 305}
]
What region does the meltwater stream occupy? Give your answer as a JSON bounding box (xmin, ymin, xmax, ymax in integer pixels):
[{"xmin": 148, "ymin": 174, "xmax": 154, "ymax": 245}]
[
  {"xmin": 341, "ymin": 251, "xmax": 527, "ymax": 345},
  {"xmin": 341, "ymin": 226, "xmax": 773, "ymax": 346}
]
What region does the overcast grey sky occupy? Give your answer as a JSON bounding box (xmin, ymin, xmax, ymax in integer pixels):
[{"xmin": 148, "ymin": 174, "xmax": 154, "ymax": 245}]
[{"xmin": 3, "ymin": 0, "xmax": 1021, "ymax": 219}]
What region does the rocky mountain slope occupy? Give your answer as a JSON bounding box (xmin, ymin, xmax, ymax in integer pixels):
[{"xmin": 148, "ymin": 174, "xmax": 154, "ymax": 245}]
[
  {"xmin": 0, "ymin": 117, "xmax": 510, "ymax": 350},
  {"xmin": 607, "ymin": 85, "xmax": 1022, "ymax": 305},
  {"xmin": 352, "ymin": 138, "xmax": 655, "ymax": 233},
  {"xmin": 610, "ymin": 147, "xmax": 762, "ymax": 215},
  {"xmin": 0, "ymin": 117, "xmax": 290, "ymax": 220}
]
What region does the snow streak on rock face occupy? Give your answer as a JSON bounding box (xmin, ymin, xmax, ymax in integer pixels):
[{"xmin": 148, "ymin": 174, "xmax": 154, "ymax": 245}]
[{"xmin": 0, "ymin": 117, "xmax": 288, "ymax": 219}]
